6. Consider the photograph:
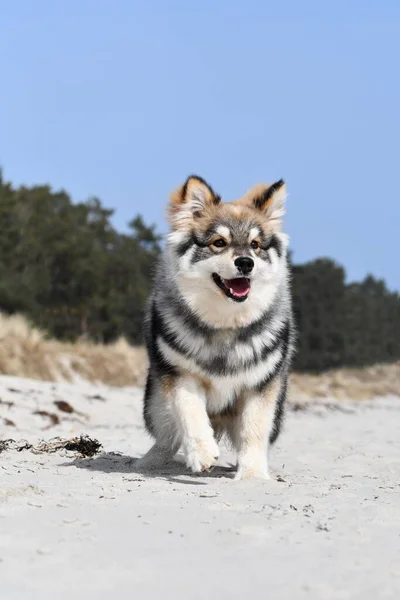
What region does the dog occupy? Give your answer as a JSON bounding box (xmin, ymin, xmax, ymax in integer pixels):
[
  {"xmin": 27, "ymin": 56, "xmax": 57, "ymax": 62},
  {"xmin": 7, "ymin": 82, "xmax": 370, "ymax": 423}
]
[{"xmin": 139, "ymin": 175, "xmax": 294, "ymax": 479}]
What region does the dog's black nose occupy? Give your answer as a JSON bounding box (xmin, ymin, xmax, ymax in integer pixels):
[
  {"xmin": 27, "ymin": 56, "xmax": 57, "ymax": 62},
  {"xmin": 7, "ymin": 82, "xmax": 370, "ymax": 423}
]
[{"xmin": 234, "ymin": 256, "xmax": 254, "ymax": 275}]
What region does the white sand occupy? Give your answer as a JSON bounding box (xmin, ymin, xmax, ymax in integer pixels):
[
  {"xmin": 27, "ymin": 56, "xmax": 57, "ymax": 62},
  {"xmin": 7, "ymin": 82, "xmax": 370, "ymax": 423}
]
[{"xmin": 1, "ymin": 375, "xmax": 400, "ymax": 600}]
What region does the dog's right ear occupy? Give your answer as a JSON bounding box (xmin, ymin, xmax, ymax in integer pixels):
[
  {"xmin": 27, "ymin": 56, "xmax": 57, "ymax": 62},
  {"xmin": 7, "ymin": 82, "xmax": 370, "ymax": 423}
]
[
  {"xmin": 243, "ymin": 179, "xmax": 287, "ymax": 231},
  {"xmin": 168, "ymin": 175, "xmax": 220, "ymax": 228}
]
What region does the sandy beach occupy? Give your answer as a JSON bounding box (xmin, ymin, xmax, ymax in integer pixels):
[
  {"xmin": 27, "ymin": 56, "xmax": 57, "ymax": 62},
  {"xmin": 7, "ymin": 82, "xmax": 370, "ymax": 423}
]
[{"xmin": 1, "ymin": 375, "xmax": 400, "ymax": 599}]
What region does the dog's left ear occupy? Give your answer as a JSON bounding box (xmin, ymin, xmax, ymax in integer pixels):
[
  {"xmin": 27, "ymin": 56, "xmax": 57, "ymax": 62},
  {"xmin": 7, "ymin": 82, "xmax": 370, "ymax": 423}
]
[
  {"xmin": 252, "ymin": 179, "xmax": 287, "ymax": 227},
  {"xmin": 168, "ymin": 175, "xmax": 220, "ymax": 228}
]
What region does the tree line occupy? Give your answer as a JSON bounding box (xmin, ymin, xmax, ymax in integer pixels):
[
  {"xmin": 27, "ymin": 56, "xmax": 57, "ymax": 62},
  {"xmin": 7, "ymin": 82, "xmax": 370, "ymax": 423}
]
[{"xmin": 1, "ymin": 170, "xmax": 399, "ymax": 372}]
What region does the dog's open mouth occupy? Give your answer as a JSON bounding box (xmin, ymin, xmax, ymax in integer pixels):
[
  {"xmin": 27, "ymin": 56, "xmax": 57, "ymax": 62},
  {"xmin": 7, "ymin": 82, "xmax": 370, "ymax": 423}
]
[{"xmin": 212, "ymin": 273, "xmax": 251, "ymax": 302}]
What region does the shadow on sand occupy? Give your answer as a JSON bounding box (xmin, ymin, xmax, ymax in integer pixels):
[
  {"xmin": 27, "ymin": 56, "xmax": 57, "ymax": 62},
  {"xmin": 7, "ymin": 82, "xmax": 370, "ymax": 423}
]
[{"xmin": 61, "ymin": 451, "xmax": 236, "ymax": 485}]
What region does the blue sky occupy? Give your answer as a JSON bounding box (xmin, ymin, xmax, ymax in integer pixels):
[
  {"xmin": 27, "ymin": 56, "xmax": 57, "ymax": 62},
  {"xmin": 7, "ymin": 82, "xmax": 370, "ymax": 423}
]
[{"xmin": 1, "ymin": 1, "xmax": 399, "ymax": 290}]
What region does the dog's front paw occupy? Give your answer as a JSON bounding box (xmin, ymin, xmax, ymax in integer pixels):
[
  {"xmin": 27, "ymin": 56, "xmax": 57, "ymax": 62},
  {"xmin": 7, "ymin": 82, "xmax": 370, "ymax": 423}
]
[
  {"xmin": 234, "ymin": 466, "xmax": 270, "ymax": 481},
  {"xmin": 184, "ymin": 437, "xmax": 220, "ymax": 473},
  {"xmin": 234, "ymin": 451, "xmax": 269, "ymax": 481}
]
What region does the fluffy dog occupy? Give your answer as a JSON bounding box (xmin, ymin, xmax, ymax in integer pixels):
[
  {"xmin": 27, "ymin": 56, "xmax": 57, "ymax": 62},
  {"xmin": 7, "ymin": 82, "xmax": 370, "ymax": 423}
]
[{"xmin": 140, "ymin": 175, "xmax": 294, "ymax": 479}]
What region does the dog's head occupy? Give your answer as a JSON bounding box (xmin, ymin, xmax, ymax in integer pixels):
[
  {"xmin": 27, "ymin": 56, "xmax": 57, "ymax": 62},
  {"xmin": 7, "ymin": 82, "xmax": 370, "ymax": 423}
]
[{"xmin": 166, "ymin": 175, "xmax": 289, "ymax": 327}]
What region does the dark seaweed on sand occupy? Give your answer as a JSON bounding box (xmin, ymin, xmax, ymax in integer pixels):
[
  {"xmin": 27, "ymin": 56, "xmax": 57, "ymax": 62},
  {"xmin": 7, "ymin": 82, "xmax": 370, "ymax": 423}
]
[{"xmin": 63, "ymin": 436, "xmax": 102, "ymax": 457}]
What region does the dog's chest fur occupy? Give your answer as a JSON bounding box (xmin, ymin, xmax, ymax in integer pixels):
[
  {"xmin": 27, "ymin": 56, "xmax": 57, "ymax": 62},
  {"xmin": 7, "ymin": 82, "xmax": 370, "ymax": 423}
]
[{"xmin": 154, "ymin": 303, "xmax": 288, "ymax": 415}]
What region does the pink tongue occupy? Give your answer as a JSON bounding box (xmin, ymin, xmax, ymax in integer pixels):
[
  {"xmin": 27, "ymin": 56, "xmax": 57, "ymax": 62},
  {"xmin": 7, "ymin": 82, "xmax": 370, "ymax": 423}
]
[{"xmin": 225, "ymin": 278, "xmax": 251, "ymax": 297}]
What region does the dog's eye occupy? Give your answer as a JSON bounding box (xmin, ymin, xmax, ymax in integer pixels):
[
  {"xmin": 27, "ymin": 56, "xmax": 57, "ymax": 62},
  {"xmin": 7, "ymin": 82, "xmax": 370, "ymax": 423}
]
[
  {"xmin": 213, "ymin": 239, "xmax": 227, "ymax": 248},
  {"xmin": 250, "ymin": 240, "xmax": 259, "ymax": 250}
]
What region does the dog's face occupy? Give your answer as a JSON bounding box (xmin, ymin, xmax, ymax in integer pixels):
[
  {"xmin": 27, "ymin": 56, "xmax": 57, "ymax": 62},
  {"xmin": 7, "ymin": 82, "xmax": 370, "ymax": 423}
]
[{"xmin": 166, "ymin": 176, "xmax": 289, "ymax": 327}]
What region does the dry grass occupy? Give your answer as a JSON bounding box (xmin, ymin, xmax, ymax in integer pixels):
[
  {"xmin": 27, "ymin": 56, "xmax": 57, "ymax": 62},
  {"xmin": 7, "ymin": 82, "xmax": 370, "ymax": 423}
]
[
  {"xmin": 290, "ymin": 362, "xmax": 400, "ymax": 401},
  {"xmin": 0, "ymin": 312, "xmax": 398, "ymax": 399},
  {"xmin": 0, "ymin": 312, "xmax": 146, "ymax": 387}
]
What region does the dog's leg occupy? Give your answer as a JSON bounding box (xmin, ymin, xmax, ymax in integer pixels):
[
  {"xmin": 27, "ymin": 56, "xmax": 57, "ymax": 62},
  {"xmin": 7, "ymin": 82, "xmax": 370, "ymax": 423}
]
[
  {"xmin": 141, "ymin": 373, "xmax": 218, "ymax": 473},
  {"xmin": 169, "ymin": 375, "xmax": 219, "ymax": 473},
  {"xmin": 136, "ymin": 441, "xmax": 179, "ymax": 470},
  {"xmin": 230, "ymin": 377, "xmax": 281, "ymax": 480},
  {"xmin": 139, "ymin": 376, "xmax": 181, "ymax": 470}
]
